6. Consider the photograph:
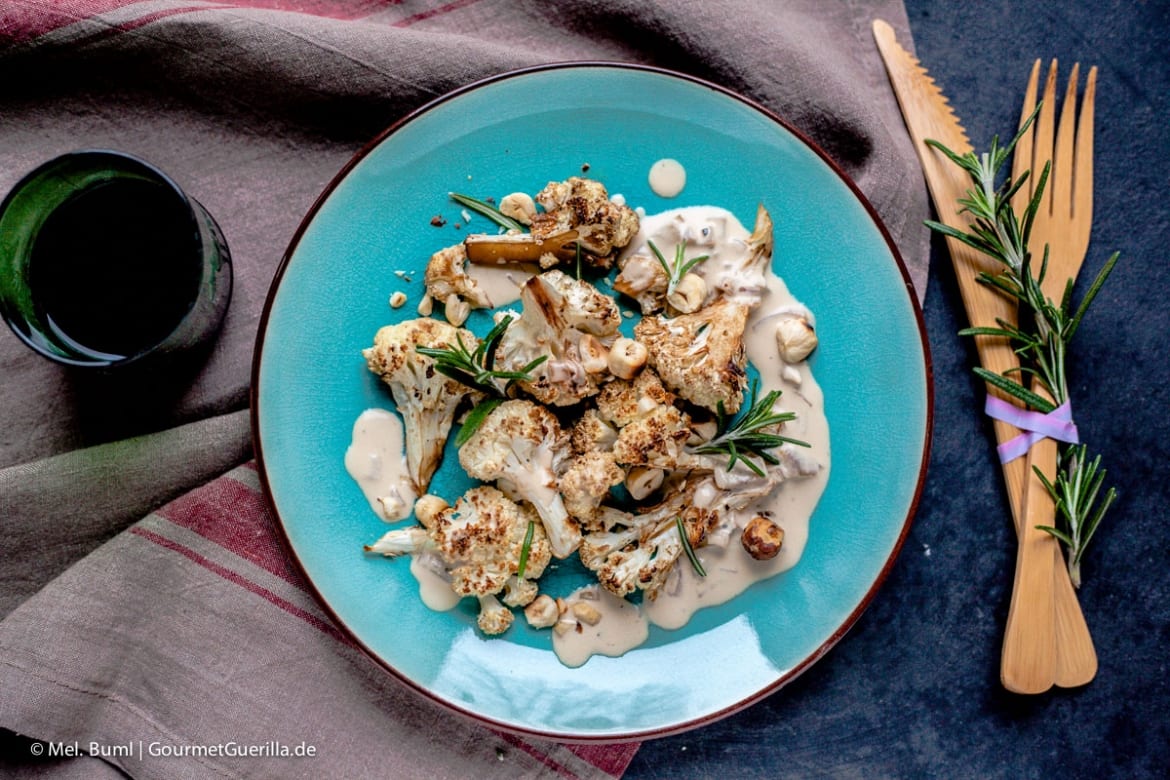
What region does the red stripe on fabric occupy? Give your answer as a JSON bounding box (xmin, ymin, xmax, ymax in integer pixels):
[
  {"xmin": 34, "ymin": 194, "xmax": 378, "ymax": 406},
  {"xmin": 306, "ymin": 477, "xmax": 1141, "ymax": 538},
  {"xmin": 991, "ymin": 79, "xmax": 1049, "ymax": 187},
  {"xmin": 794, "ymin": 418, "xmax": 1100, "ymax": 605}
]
[
  {"xmin": 155, "ymin": 470, "xmax": 303, "ymax": 589},
  {"xmin": 0, "ymin": 0, "xmax": 136, "ymax": 45},
  {"xmin": 216, "ymin": 0, "xmax": 398, "ymax": 17},
  {"xmin": 1, "ymin": 0, "xmax": 400, "ymax": 46},
  {"xmin": 564, "ymin": 742, "xmax": 642, "ymax": 777},
  {"xmin": 129, "ymin": 526, "xmax": 351, "ymax": 645},
  {"xmin": 103, "ymin": 5, "xmax": 214, "ymax": 35},
  {"xmin": 391, "ymin": 0, "xmax": 483, "ymax": 27},
  {"xmin": 497, "ymin": 731, "xmax": 581, "ymax": 779}
]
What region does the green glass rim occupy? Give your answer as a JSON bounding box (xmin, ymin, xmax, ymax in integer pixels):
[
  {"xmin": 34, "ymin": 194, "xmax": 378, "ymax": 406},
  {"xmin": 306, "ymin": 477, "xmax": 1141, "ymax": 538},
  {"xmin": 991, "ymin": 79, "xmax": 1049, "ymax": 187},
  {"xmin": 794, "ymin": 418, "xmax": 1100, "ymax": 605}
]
[{"xmin": 0, "ymin": 149, "xmax": 203, "ymax": 367}]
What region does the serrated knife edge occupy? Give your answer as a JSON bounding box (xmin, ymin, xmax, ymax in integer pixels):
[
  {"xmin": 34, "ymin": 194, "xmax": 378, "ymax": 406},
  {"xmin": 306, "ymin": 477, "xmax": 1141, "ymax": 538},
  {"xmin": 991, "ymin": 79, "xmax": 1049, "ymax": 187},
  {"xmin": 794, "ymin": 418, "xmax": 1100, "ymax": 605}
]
[
  {"xmin": 872, "ymin": 19, "xmax": 977, "ymax": 234},
  {"xmin": 872, "ymin": 19, "xmax": 1013, "ymax": 331}
]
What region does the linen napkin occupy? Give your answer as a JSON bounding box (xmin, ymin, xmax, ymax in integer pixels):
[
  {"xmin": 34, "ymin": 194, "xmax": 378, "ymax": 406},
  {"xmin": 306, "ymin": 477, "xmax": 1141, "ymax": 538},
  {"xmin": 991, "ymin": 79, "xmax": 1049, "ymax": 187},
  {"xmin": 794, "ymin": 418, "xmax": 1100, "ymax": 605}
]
[{"xmin": 0, "ymin": 1, "xmax": 930, "ymax": 777}]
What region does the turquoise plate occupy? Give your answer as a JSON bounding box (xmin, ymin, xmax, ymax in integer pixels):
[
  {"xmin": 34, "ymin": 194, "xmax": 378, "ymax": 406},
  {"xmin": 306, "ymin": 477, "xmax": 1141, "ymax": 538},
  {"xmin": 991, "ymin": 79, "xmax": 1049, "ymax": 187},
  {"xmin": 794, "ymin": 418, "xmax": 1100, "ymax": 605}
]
[{"xmin": 252, "ymin": 63, "xmax": 932, "ymax": 741}]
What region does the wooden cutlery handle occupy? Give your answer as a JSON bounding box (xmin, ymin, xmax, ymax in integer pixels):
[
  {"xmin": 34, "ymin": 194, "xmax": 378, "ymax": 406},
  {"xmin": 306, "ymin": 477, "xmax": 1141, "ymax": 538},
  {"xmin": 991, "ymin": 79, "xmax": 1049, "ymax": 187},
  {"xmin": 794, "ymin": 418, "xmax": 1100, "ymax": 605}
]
[{"xmin": 1001, "ymin": 435, "xmax": 1060, "ymax": 694}]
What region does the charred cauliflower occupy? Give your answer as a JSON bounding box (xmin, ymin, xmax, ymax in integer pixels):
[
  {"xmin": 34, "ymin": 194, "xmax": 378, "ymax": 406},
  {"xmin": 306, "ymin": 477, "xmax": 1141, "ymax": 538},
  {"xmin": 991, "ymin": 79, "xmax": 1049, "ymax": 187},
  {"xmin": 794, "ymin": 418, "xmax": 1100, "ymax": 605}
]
[
  {"xmin": 364, "ymin": 485, "xmax": 551, "ymax": 635},
  {"xmin": 634, "ymin": 299, "xmax": 750, "ymax": 415},
  {"xmin": 461, "ymin": 176, "xmax": 638, "ymax": 271},
  {"xmin": 359, "ymin": 178, "xmax": 825, "ymax": 653},
  {"xmin": 457, "ymin": 399, "xmax": 579, "ymax": 559},
  {"xmin": 492, "ymin": 270, "xmax": 621, "ymax": 407},
  {"xmin": 530, "ymin": 177, "xmax": 640, "ymax": 270},
  {"xmin": 363, "ymin": 318, "xmax": 480, "ymax": 492},
  {"xmin": 424, "ymin": 242, "xmax": 493, "ymax": 313},
  {"xmin": 579, "ymin": 478, "xmax": 718, "ymax": 599},
  {"xmin": 559, "ymin": 450, "xmax": 626, "ymax": 530}
]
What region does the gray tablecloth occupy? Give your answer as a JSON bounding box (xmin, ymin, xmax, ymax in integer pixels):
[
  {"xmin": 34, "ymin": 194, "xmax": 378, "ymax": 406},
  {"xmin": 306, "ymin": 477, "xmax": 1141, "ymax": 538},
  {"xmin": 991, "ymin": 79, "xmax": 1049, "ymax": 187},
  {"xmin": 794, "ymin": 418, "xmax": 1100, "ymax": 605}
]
[{"xmin": 0, "ymin": 2, "xmax": 929, "ymax": 777}]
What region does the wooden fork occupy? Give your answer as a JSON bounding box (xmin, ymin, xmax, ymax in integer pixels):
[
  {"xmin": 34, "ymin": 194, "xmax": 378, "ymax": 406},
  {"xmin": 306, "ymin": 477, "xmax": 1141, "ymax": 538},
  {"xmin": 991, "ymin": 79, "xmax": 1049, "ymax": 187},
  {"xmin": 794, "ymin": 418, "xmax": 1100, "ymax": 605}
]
[{"xmin": 1001, "ymin": 59, "xmax": 1098, "ymax": 693}]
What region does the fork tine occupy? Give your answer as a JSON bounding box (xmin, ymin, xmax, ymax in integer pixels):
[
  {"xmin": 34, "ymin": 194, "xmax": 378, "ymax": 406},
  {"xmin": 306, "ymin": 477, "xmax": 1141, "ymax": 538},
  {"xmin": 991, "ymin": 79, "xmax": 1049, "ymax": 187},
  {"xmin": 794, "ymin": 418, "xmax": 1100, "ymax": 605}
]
[
  {"xmin": 1073, "ymin": 66, "xmax": 1097, "ymax": 242},
  {"xmin": 1012, "ymin": 59, "xmax": 1042, "ymax": 212},
  {"xmin": 1032, "ymin": 60, "xmax": 1059, "ymax": 239},
  {"xmin": 1051, "ymin": 63, "xmax": 1081, "ymax": 225}
]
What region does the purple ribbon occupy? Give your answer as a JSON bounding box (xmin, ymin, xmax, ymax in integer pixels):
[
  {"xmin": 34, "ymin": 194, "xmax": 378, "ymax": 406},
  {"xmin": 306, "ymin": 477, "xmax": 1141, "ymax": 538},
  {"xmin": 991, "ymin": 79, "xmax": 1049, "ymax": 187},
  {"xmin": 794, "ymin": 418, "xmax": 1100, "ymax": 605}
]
[{"xmin": 984, "ymin": 395, "xmax": 1079, "ymax": 464}]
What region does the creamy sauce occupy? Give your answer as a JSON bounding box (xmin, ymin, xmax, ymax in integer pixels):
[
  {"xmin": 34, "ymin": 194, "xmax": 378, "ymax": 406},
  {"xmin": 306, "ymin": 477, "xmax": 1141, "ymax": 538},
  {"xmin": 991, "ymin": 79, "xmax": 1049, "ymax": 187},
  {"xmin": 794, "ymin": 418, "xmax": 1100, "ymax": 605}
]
[
  {"xmin": 344, "ymin": 408, "xmax": 418, "ymax": 522},
  {"xmin": 466, "ymin": 262, "xmax": 532, "ymax": 307},
  {"xmin": 648, "ymin": 158, "xmax": 687, "ymax": 198},
  {"xmin": 411, "ymin": 552, "xmax": 462, "ymax": 611},
  {"xmin": 552, "ymin": 587, "xmax": 650, "ymax": 668}
]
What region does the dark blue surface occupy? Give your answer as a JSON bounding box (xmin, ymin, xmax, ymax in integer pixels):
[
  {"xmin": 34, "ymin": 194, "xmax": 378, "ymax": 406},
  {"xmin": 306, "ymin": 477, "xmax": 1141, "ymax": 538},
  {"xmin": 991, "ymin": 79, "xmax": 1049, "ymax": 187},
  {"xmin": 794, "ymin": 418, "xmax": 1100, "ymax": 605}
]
[{"xmin": 625, "ymin": 2, "xmax": 1170, "ymax": 777}]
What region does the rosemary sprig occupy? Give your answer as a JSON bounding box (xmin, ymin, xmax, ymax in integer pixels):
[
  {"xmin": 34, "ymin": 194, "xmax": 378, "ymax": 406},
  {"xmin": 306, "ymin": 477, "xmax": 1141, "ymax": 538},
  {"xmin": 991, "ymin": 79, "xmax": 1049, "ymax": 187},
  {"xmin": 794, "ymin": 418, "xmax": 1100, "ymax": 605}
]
[
  {"xmin": 416, "ymin": 315, "xmax": 547, "ymax": 445},
  {"xmin": 1034, "ymin": 444, "xmax": 1117, "ymax": 587},
  {"xmin": 694, "ymin": 380, "xmax": 809, "ymax": 477},
  {"xmin": 647, "ymin": 239, "xmax": 708, "ymax": 296},
  {"xmin": 415, "ymin": 314, "xmax": 546, "ymax": 397},
  {"xmin": 448, "ymin": 192, "xmax": 527, "ymax": 233},
  {"xmin": 924, "ymin": 113, "xmax": 1119, "ymax": 585},
  {"xmin": 675, "ymin": 516, "xmax": 706, "ymax": 577}
]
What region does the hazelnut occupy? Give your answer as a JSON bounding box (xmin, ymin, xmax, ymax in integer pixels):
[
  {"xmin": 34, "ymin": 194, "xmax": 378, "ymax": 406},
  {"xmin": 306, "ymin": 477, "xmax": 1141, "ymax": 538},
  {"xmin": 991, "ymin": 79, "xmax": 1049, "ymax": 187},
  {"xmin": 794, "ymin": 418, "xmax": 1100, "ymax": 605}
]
[
  {"xmin": 667, "ymin": 272, "xmax": 708, "ymax": 314},
  {"xmin": 444, "ymin": 293, "xmax": 471, "ymax": 326},
  {"xmin": 523, "ymin": 594, "xmax": 559, "ymax": 629},
  {"xmin": 607, "ymin": 337, "xmax": 648, "ymax": 380},
  {"xmin": 625, "ymin": 466, "xmax": 665, "ymax": 501},
  {"xmin": 741, "ymin": 516, "xmax": 784, "ymax": 560},
  {"xmin": 775, "ymin": 316, "xmax": 818, "ymax": 363},
  {"xmin": 570, "ymin": 601, "xmax": 602, "ymax": 626},
  {"xmin": 413, "ymin": 494, "xmax": 449, "ymax": 528},
  {"xmin": 389, "ymin": 291, "xmax": 408, "ymax": 309},
  {"xmin": 578, "ymin": 333, "xmax": 610, "ymax": 374},
  {"xmin": 416, "ymin": 293, "xmax": 434, "ymax": 316},
  {"xmin": 499, "ymin": 192, "xmax": 537, "ymax": 225}
]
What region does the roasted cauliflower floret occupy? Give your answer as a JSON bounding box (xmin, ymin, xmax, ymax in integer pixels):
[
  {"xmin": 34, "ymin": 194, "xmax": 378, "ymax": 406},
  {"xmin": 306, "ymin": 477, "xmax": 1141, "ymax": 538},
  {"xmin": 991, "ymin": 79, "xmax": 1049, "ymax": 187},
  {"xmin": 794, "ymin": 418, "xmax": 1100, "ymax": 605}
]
[
  {"xmin": 364, "ymin": 486, "xmax": 551, "ymax": 636},
  {"xmin": 530, "ymin": 177, "xmax": 640, "ymax": 271},
  {"xmin": 579, "ymin": 479, "xmax": 719, "ymax": 599},
  {"xmin": 612, "ymin": 250, "xmax": 669, "ymax": 314},
  {"xmin": 477, "ymin": 594, "xmax": 515, "ymax": 635},
  {"xmin": 560, "ymin": 450, "xmax": 625, "ymax": 529},
  {"xmin": 592, "ymin": 369, "xmax": 704, "ymax": 470},
  {"xmin": 634, "ymin": 299, "xmax": 750, "ymax": 415},
  {"xmin": 424, "ymin": 242, "xmax": 493, "ymax": 313},
  {"xmin": 362, "ymin": 318, "xmax": 480, "ymax": 492},
  {"xmin": 594, "ymin": 369, "xmax": 675, "ymax": 428},
  {"xmin": 458, "ymin": 399, "xmax": 580, "ymax": 559},
  {"xmin": 365, "ymin": 485, "xmax": 551, "ymax": 597},
  {"xmin": 611, "ymin": 404, "xmax": 697, "ymax": 470},
  {"xmin": 569, "ymin": 408, "xmax": 618, "ymax": 455},
  {"xmin": 492, "ymin": 270, "xmax": 621, "ymax": 407}
]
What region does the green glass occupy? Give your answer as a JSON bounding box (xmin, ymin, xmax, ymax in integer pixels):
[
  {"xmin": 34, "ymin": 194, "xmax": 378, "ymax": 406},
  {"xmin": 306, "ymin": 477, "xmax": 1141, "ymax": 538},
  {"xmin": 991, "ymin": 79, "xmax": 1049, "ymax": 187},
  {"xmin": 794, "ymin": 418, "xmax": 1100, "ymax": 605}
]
[{"xmin": 0, "ymin": 150, "xmax": 232, "ymax": 367}]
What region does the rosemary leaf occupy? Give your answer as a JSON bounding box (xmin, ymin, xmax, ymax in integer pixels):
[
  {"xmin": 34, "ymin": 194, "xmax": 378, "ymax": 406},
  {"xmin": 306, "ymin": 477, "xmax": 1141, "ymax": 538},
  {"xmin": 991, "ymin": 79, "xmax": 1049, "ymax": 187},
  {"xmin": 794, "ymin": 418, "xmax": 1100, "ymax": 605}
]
[
  {"xmin": 676, "ymin": 517, "xmax": 706, "ymax": 577},
  {"xmin": 647, "ymin": 239, "xmax": 709, "ymax": 296},
  {"xmin": 449, "ymin": 192, "xmax": 526, "ymax": 232},
  {"xmin": 517, "ymin": 519, "xmax": 535, "ymax": 579},
  {"xmin": 415, "ymin": 314, "xmax": 544, "ymax": 397},
  {"xmin": 456, "ymin": 397, "xmax": 503, "ymax": 446},
  {"xmin": 694, "ymin": 380, "xmax": 808, "ymax": 476}
]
